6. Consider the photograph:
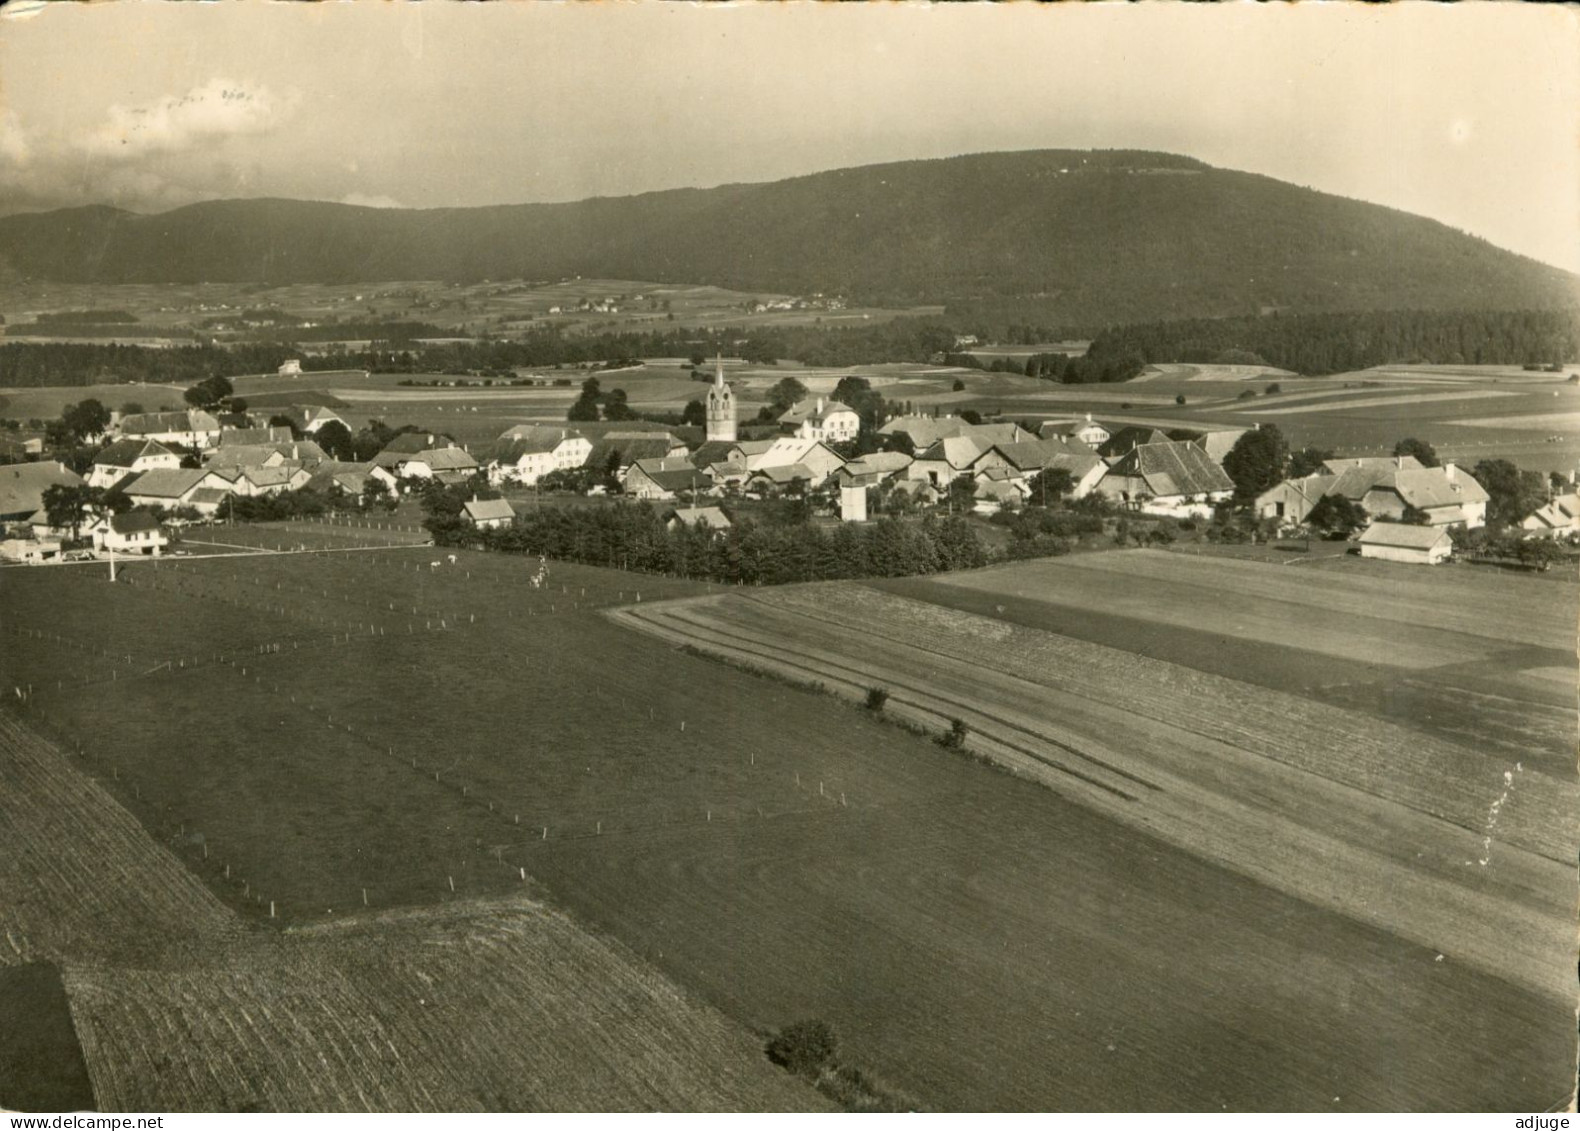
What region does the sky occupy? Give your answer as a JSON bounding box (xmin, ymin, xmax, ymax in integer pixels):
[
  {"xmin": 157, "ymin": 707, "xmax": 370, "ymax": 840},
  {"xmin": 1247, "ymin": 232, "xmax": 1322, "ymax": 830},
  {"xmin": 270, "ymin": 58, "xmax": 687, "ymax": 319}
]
[{"xmin": 2, "ymin": 1, "xmax": 1577, "ymax": 273}]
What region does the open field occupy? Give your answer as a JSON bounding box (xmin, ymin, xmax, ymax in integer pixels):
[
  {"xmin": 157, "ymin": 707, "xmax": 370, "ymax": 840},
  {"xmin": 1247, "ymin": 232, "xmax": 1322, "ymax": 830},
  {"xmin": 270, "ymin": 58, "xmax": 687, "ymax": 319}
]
[
  {"xmin": 3, "ymin": 532, "xmax": 1572, "ymax": 1110},
  {"xmin": 0, "ymin": 710, "xmax": 822, "ymax": 1112}
]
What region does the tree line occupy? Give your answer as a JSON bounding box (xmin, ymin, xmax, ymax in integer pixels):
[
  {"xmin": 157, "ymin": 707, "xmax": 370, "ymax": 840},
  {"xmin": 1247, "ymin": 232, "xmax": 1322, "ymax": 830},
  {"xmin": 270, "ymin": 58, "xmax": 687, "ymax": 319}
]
[
  {"xmin": 427, "ymin": 501, "xmax": 988, "ymax": 586},
  {"xmin": 1084, "ymin": 309, "xmax": 1580, "ymax": 376}
]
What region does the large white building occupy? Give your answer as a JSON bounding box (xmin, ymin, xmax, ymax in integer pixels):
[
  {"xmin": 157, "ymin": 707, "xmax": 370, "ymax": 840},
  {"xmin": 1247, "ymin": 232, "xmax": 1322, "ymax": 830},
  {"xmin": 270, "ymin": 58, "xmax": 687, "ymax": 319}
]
[
  {"xmin": 489, "ymin": 427, "xmax": 592, "ymax": 485},
  {"xmin": 778, "ymin": 397, "xmax": 860, "ymax": 444}
]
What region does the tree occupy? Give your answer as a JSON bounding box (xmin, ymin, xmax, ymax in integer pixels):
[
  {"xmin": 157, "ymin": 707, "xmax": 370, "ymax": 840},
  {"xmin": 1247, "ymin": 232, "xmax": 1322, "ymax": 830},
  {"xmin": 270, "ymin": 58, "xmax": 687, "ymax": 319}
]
[
  {"xmin": 1306, "ymin": 493, "xmax": 1367, "ymax": 538},
  {"xmin": 1028, "ymin": 467, "xmax": 1076, "ymax": 508},
  {"xmin": 1222, "ymin": 424, "xmax": 1289, "ymax": 501},
  {"xmin": 1393, "ymin": 437, "xmax": 1439, "ymax": 468},
  {"xmin": 61, "ymin": 399, "xmax": 110, "ymax": 441},
  {"xmin": 42, "ymin": 483, "xmax": 103, "ymax": 542},
  {"xmin": 765, "ymin": 1021, "xmax": 837, "ymax": 1079},
  {"xmin": 940, "ymin": 717, "xmax": 969, "ymax": 749},
  {"xmin": 958, "ymin": 409, "xmax": 983, "ymax": 426},
  {"xmin": 766, "ymin": 376, "xmax": 809, "ymax": 416},
  {"xmin": 1175, "ymin": 394, "xmax": 1187, "ymax": 405},
  {"xmin": 601, "ymin": 388, "xmax": 636, "ymax": 422},
  {"xmin": 183, "ymin": 375, "xmax": 233, "ymax": 409},
  {"xmin": 315, "ymin": 419, "xmax": 356, "ymax": 460},
  {"xmin": 681, "ymin": 399, "xmax": 706, "ymax": 427},
  {"xmin": 1472, "ymin": 458, "xmax": 1547, "ymax": 527},
  {"xmin": 118, "ymin": 401, "xmax": 144, "ymax": 416},
  {"xmin": 1288, "ymin": 445, "xmax": 1334, "ymax": 479},
  {"xmin": 864, "ymin": 686, "xmax": 890, "ymax": 713},
  {"xmin": 831, "ymin": 375, "xmax": 887, "ymax": 437},
  {"xmin": 567, "ymin": 375, "xmax": 603, "ymax": 422},
  {"xmin": 951, "ymin": 378, "xmax": 966, "ymax": 392}
]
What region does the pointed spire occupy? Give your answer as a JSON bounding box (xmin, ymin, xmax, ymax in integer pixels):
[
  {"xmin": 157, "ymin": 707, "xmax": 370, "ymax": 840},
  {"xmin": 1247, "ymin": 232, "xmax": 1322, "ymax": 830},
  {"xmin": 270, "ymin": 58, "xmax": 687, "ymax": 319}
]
[{"xmin": 714, "ymin": 352, "xmax": 725, "ymax": 387}]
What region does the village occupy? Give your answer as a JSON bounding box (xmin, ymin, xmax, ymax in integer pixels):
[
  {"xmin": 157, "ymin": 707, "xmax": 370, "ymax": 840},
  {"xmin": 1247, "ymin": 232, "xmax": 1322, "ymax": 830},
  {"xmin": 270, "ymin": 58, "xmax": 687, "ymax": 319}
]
[{"xmin": 0, "ymin": 355, "xmax": 1571, "ymax": 573}]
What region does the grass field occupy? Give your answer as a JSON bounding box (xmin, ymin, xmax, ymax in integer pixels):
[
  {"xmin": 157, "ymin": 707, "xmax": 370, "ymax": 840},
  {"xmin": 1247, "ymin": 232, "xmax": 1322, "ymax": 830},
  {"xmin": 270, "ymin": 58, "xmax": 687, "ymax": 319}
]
[
  {"xmin": 0, "ymin": 710, "xmax": 822, "ymax": 1112},
  {"xmin": 2, "ymin": 531, "xmax": 1573, "ymax": 1110}
]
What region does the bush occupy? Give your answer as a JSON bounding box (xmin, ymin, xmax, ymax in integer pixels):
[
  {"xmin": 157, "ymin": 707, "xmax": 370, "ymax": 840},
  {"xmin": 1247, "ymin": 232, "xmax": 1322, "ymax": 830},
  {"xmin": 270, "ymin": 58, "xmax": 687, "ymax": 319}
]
[
  {"xmin": 940, "ymin": 717, "xmax": 969, "ymax": 749},
  {"xmin": 765, "ymin": 1021, "xmax": 837, "ymax": 1078},
  {"xmin": 864, "ymin": 686, "xmax": 890, "ymax": 713}
]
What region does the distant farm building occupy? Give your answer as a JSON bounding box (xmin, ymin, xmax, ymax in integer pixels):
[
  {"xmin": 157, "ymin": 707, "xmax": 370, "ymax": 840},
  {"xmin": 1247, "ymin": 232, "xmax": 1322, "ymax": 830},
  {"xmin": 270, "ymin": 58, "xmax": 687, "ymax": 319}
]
[
  {"xmin": 777, "ymin": 397, "xmax": 859, "ymax": 444},
  {"xmin": 0, "ymin": 461, "xmax": 85, "ymax": 523},
  {"xmin": 278, "ymin": 358, "xmax": 304, "ymax": 377},
  {"xmin": 1097, "ymin": 441, "xmax": 1235, "ymax": 517},
  {"xmin": 87, "ymin": 440, "xmax": 183, "ymax": 489}
]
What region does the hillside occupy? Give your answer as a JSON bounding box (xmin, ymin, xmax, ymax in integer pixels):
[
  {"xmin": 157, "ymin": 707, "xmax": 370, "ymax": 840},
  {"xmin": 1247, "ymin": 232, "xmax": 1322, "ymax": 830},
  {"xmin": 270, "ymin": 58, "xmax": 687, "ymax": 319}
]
[{"xmin": 1, "ymin": 150, "xmax": 1575, "ymax": 325}]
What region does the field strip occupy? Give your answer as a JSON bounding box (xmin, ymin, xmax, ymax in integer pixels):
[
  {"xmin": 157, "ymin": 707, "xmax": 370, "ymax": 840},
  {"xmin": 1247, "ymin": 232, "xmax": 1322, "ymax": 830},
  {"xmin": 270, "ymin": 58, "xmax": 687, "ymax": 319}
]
[
  {"xmin": 0, "ymin": 711, "xmax": 821, "ymax": 1112},
  {"xmin": 612, "ymin": 594, "xmax": 1575, "ymax": 1003},
  {"xmin": 1446, "ymin": 410, "xmax": 1580, "ymax": 431},
  {"xmin": 966, "ymin": 549, "xmax": 1575, "ymax": 654},
  {"xmin": 1244, "ymin": 390, "xmax": 1521, "ymax": 415}
]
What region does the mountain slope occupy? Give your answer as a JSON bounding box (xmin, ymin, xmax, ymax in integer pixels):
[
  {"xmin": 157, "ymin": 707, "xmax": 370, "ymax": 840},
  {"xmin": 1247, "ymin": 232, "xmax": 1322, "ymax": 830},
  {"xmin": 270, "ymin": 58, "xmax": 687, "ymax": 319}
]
[{"xmin": 1, "ymin": 149, "xmax": 1574, "ymax": 325}]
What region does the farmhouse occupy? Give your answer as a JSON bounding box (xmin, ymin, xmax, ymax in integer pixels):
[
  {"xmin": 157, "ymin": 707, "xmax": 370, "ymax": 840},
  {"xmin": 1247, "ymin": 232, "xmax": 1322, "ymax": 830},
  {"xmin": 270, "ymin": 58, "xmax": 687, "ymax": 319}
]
[
  {"xmin": 1321, "ymin": 455, "xmax": 1425, "ymax": 476},
  {"xmin": 625, "ymin": 458, "xmax": 711, "ymax": 501},
  {"xmin": 88, "ymin": 510, "xmax": 169, "ymax": 556},
  {"xmin": 281, "ymin": 405, "xmax": 350, "ymax": 435},
  {"xmin": 746, "ymin": 463, "xmax": 817, "ymax": 494},
  {"xmin": 1040, "ymin": 414, "xmax": 1111, "ymax": 448},
  {"xmin": 971, "ymin": 439, "xmax": 1106, "ymax": 499},
  {"xmin": 462, "ymin": 497, "xmax": 516, "ymax": 530},
  {"xmin": 306, "ymin": 460, "xmax": 400, "ymax": 499},
  {"xmin": 833, "ymin": 451, "xmax": 914, "ymax": 489},
  {"xmin": 1254, "ymin": 473, "xmax": 1340, "ymax": 524},
  {"xmin": 1520, "ymin": 493, "xmax": 1580, "ymax": 538},
  {"xmin": 1097, "ymin": 441, "xmax": 1234, "ymax": 517},
  {"xmin": 0, "ymin": 461, "xmax": 85, "ymax": 523},
  {"xmin": 586, "ymin": 433, "xmax": 688, "ymax": 478},
  {"xmin": 374, "ymin": 444, "xmax": 480, "ymax": 484},
  {"xmin": 206, "ymin": 440, "xmax": 329, "ymax": 471},
  {"xmin": 1360, "ymin": 463, "xmax": 1487, "ymax": 529},
  {"xmin": 117, "ymin": 409, "xmax": 222, "ymax": 450},
  {"xmin": 777, "ymin": 397, "xmax": 860, "ymax": 444},
  {"xmin": 1356, "ymin": 522, "xmax": 1453, "ymax": 565},
  {"xmin": 217, "ymin": 426, "xmax": 294, "ymax": 446},
  {"xmin": 489, "ymin": 427, "xmax": 591, "ymax": 485},
  {"xmin": 87, "ymin": 439, "xmax": 183, "ymax": 489},
  {"xmin": 880, "ymin": 415, "xmax": 1033, "ymax": 452},
  {"xmin": 278, "ymin": 358, "xmax": 303, "ymax": 377},
  {"xmin": 665, "ymin": 506, "xmax": 732, "ymax": 531},
  {"xmin": 230, "ymin": 464, "xmax": 313, "ymax": 497},
  {"xmin": 748, "ymin": 437, "xmax": 844, "ymax": 485},
  {"xmin": 121, "ymin": 468, "xmax": 235, "ymax": 512},
  {"xmin": 909, "ymin": 436, "xmax": 993, "ymax": 487}
]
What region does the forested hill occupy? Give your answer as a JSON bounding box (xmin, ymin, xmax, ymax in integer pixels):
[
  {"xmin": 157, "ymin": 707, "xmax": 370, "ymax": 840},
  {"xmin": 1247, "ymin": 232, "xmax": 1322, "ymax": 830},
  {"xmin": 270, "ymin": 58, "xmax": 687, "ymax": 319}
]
[{"xmin": 2, "ymin": 149, "xmax": 1576, "ymax": 325}]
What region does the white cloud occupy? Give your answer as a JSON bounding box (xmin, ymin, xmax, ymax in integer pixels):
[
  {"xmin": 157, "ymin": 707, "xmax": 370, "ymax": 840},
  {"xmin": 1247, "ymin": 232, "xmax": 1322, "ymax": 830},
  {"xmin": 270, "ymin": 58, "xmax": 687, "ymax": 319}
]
[{"xmin": 0, "ymin": 78, "xmax": 297, "ymax": 215}]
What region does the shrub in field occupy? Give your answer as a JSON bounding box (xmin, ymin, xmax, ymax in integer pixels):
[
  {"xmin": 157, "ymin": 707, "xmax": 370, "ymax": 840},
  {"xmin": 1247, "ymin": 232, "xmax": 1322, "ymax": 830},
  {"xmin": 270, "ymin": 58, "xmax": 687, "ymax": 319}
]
[
  {"xmin": 766, "ymin": 1020, "xmax": 838, "ymax": 1078},
  {"xmin": 940, "ymin": 717, "xmax": 969, "ymax": 749},
  {"xmin": 864, "ymin": 686, "xmax": 890, "ymax": 713}
]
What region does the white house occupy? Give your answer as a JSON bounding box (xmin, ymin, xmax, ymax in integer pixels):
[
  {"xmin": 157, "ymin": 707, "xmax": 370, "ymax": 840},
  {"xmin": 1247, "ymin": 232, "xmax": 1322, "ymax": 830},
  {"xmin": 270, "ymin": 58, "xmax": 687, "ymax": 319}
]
[
  {"xmin": 122, "ymin": 468, "xmax": 236, "ymax": 512},
  {"xmin": 1520, "ymin": 493, "xmax": 1580, "ymax": 538},
  {"xmin": 116, "ymin": 409, "xmax": 223, "ymax": 451},
  {"xmin": 89, "ymin": 510, "xmax": 169, "ymax": 556},
  {"xmin": 748, "ymin": 437, "xmax": 844, "ymax": 486},
  {"xmin": 462, "ymin": 497, "xmax": 516, "ymax": 529},
  {"xmin": 777, "ymin": 397, "xmax": 860, "ymax": 444},
  {"xmin": 1042, "ymin": 414, "xmax": 1111, "ymax": 448},
  {"xmin": 278, "ymin": 359, "xmax": 304, "ymax": 377},
  {"xmin": 489, "ymin": 427, "xmax": 591, "ymax": 485},
  {"xmin": 1360, "ymin": 463, "xmax": 1488, "ymax": 529},
  {"xmin": 87, "ymin": 439, "xmax": 183, "ymax": 489},
  {"xmin": 1357, "ymin": 522, "xmax": 1453, "ymax": 565}
]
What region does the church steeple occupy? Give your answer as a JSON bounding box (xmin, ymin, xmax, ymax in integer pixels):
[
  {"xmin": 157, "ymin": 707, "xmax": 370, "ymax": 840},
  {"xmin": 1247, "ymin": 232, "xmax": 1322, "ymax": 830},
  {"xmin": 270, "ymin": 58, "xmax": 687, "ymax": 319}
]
[{"xmin": 705, "ymin": 353, "xmax": 737, "ymax": 442}]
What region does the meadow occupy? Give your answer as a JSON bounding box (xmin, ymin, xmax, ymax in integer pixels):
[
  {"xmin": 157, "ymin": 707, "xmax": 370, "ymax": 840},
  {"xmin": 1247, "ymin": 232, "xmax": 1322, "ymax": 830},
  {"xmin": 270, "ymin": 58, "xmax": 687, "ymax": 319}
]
[{"xmin": 2, "ymin": 532, "xmax": 1573, "ymax": 1110}]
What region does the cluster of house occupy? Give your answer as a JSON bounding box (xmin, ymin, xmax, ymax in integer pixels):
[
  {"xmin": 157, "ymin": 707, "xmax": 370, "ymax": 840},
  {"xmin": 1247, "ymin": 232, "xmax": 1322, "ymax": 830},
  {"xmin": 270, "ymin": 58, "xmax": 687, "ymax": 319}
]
[
  {"xmin": 1252, "ymin": 455, "xmax": 1494, "ymax": 564},
  {"xmin": 0, "ymin": 403, "xmax": 488, "ymax": 561},
  {"xmin": 487, "ymin": 364, "xmax": 1242, "ymax": 523}
]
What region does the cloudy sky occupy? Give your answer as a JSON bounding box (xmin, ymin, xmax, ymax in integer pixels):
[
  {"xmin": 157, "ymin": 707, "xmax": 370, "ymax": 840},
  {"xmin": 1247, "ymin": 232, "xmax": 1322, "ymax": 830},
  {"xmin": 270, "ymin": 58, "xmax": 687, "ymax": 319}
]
[{"xmin": 2, "ymin": 2, "xmax": 1577, "ymax": 271}]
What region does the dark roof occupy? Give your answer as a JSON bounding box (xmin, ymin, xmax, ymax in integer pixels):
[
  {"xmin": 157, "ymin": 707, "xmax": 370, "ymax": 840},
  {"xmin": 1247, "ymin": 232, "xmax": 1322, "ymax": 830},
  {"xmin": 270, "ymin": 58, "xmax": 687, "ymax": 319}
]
[
  {"xmin": 463, "ymin": 498, "xmax": 516, "ymax": 522},
  {"xmin": 111, "ymin": 510, "xmax": 162, "ymax": 535},
  {"xmin": 382, "ymin": 432, "xmax": 443, "ymax": 454},
  {"xmin": 588, "ymin": 436, "xmax": 674, "ymax": 468},
  {"xmin": 1105, "ymin": 441, "xmax": 1234, "ymax": 497},
  {"xmin": 1098, "ymin": 427, "xmax": 1173, "ymax": 458}
]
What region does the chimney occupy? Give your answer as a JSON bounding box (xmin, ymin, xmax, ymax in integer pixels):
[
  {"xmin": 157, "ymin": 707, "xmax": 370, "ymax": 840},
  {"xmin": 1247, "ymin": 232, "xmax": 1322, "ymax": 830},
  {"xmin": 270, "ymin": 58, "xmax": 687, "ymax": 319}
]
[
  {"xmin": 1444, "ymin": 462, "xmax": 1456, "ymax": 481},
  {"xmin": 1396, "ymin": 455, "xmax": 1403, "ymax": 469},
  {"xmin": 816, "ymin": 397, "xmax": 824, "ymax": 413}
]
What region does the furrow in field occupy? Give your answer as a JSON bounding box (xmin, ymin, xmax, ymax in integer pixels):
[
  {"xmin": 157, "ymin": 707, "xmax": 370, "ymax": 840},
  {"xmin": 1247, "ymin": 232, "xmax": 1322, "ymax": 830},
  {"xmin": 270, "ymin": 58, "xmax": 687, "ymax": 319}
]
[{"xmin": 616, "ymin": 593, "xmax": 1574, "ymax": 1003}]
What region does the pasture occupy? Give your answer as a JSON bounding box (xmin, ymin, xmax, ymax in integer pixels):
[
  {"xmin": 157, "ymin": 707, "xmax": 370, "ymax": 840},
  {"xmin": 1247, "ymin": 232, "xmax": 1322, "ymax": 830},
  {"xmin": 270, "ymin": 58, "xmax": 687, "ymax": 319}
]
[
  {"xmin": 2, "ymin": 533, "xmax": 1572, "ymax": 1110},
  {"xmin": 0, "ymin": 708, "xmax": 822, "ymax": 1113}
]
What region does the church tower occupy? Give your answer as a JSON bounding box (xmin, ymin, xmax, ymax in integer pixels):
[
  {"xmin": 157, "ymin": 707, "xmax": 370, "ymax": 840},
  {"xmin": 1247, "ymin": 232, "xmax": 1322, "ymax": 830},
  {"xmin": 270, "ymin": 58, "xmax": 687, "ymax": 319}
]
[{"xmin": 705, "ymin": 355, "xmax": 737, "ymax": 442}]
